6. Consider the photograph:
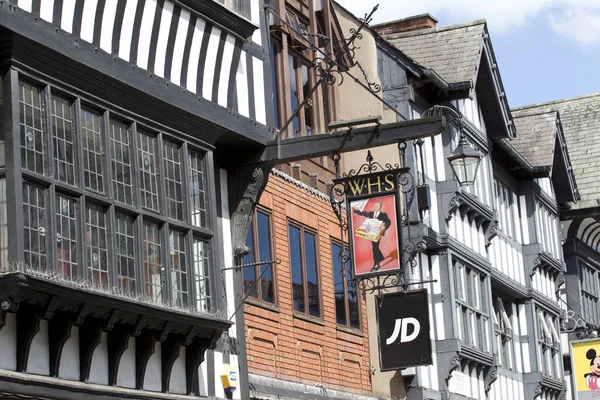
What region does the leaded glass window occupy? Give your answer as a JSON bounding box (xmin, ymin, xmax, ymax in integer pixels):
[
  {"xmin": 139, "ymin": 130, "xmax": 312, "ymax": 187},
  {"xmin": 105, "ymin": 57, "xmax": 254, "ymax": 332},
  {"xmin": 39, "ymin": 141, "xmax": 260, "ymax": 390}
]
[
  {"xmin": 23, "ymin": 183, "xmax": 46, "ymax": 271},
  {"xmin": 81, "ymin": 109, "xmax": 104, "ymax": 193},
  {"xmin": 14, "ymin": 76, "xmax": 217, "ymax": 313},
  {"xmin": 138, "ymin": 131, "xmax": 159, "ymax": 211},
  {"xmin": 86, "ymin": 204, "xmax": 108, "ymax": 289},
  {"xmin": 164, "ymin": 141, "xmax": 184, "ymax": 221},
  {"xmin": 19, "ymin": 81, "xmax": 45, "ymax": 175},
  {"xmin": 52, "ymin": 95, "xmax": 75, "ymax": 185},
  {"xmin": 116, "ymin": 214, "xmax": 136, "ymax": 295},
  {"xmin": 56, "ymin": 195, "xmax": 78, "ymax": 280},
  {"xmin": 110, "ymin": 119, "xmax": 133, "ymax": 205}
]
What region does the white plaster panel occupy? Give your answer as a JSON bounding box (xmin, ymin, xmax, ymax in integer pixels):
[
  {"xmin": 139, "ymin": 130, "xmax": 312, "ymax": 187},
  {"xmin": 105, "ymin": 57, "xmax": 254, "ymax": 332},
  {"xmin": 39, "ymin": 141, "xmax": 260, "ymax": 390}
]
[
  {"xmin": 144, "ymin": 341, "xmax": 162, "ymax": 391},
  {"xmin": 59, "ymin": 326, "xmax": 79, "ymax": 381},
  {"xmin": 0, "ymin": 312, "xmax": 16, "ymax": 370},
  {"xmin": 169, "ymin": 346, "xmax": 186, "ymax": 394},
  {"xmin": 116, "ymin": 336, "xmax": 136, "ymax": 388},
  {"xmin": 27, "ymin": 319, "xmax": 50, "ymax": 375}
]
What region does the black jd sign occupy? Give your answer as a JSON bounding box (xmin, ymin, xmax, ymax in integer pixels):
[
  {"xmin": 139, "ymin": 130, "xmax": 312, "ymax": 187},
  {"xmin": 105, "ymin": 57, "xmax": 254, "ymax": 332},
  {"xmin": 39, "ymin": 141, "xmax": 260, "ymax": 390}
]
[{"xmin": 377, "ymin": 290, "xmax": 432, "ymax": 370}]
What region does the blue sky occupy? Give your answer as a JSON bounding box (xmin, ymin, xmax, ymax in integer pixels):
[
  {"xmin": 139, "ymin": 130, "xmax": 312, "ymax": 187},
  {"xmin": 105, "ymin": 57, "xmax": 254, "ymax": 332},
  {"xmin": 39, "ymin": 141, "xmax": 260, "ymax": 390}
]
[{"xmin": 336, "ymin": 0, "xmax": 600, "ymax": 108}]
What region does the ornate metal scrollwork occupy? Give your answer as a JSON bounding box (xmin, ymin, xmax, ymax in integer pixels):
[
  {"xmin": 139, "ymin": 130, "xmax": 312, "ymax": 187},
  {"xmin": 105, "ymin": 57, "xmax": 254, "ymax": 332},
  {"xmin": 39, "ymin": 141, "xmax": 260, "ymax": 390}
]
[
  {"xmin": 267, "ymin": 3, "xmax": 405, "ymax": 139},
  {"xmin": 561, "ymin": 309, "xmax": 587, "ymax": 334},
  {"xmin": 341, "ymin": 150, "xmax": 400, "ymax": 178}
]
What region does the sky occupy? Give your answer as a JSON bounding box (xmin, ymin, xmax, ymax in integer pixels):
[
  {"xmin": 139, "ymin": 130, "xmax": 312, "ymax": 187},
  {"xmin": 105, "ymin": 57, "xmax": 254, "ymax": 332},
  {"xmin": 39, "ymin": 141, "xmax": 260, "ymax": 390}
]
[{"xmin": 335, "ymin": 0, "xmax": 600, "ymax": 108}]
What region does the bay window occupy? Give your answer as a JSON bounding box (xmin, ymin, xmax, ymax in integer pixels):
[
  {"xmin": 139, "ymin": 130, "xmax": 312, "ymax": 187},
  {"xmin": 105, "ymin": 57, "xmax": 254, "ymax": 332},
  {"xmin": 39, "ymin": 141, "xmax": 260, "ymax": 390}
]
[
  {"xmin": 537, "ymin": 309, "xmax": 561, "ymax": 379},
  {"xmin": 454, "ymin": 261, "xmax": 491, "ymax": 353},
  {"xmin": 15, "ymin": 77, "xmax": 216, "ymax": 313},
  {"xmin": 493, "ymin": 297, "xmax": 516, "ymax": 370}
]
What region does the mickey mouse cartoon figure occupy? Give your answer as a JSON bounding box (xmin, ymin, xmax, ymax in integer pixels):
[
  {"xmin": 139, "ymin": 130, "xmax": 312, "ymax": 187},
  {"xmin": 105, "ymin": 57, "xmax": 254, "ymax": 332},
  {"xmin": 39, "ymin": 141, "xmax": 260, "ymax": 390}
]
[{"xmin": 585, "ymin": 349, "xmax": 600, "ymax": 390}]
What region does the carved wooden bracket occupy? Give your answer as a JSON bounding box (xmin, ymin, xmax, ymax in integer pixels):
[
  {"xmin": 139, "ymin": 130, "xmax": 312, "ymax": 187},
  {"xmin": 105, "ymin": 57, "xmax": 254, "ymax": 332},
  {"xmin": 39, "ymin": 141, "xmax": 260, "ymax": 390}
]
[
  {"xmin": 108, "ymin": 323, "xmax": 135, "ymax": 386},
  {"xmin": 230, "ymin": 163, "xmax": 273, "ymax": 258},
  {"xmin": 135, "ymin": 328, "xmax": 158, "ymax": 390},
  {"xmin": 79, "ymin": 317, "xmax": 104, "ymax": 383},
  {"xmin": 161, "ymin": 334, "xmax": 183, "ymax": 393},
  {"xmin": 48, "ymin": 312, "xmax": 73, "ymax": 377},
  {"xmin": 186, "ymin": 335, "xmax": 215, "ymax": 395},
  {"xmin": 446, "ymin": 353, "xmax": 462, "ymax": 382},
  {"xmin": 484, "ymin": 358, "xmax": 499, "ymax": 393},
  {"xmin": 445, "ymin": 190, "xmax": 498, "ymax": 247},
  {"xmin": 16, "ymin": 303, "xmax": 41, "ymax": 372}
]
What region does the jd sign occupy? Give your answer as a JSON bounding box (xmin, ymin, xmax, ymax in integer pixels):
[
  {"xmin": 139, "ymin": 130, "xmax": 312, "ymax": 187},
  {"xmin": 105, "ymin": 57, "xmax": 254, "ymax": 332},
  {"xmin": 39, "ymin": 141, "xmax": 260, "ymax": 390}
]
[{"xmin": 377, "ymin": 290, "xmax": 432, "ymax": 370}]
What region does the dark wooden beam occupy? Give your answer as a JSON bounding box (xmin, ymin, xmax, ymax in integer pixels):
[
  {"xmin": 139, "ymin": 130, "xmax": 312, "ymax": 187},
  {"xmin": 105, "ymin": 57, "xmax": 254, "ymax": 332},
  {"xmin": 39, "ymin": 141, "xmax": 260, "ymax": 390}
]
[
  {"xmin": 16, "ymin": 303, "xmax": 41, "ymax": 372},
  {"xmin": 186, "ymin": 336, "xmax": 214, "ymax": 395},
  {"xmin": 260, "ymin": 116, "xmax": 446, "ymax": 164},
  {"xmin": 561, "ymin": 206, "xmax": 600, "ymax": 221},
  {"xmin": 79, "ymin": 318, "xmax": 104, "ymax": 383}
]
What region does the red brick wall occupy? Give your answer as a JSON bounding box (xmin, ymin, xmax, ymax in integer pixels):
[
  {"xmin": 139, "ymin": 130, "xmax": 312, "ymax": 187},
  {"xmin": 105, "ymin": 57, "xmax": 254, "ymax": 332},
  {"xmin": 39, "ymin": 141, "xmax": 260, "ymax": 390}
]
[{"xmin": 244, "ymin": 172, "xmax": 372, "ymax": 395}]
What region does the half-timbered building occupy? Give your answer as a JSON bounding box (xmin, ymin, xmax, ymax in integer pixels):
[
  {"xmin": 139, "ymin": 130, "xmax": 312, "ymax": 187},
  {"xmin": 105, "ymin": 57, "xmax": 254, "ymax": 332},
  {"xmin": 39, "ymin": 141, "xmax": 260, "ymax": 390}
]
[
  {"xmin": 0, "ymin": 0, "xmax": 272, "ymax": 398},
  {"xmin": 333, "ymin": 12, "xmax": 580, "ymax": 400}
]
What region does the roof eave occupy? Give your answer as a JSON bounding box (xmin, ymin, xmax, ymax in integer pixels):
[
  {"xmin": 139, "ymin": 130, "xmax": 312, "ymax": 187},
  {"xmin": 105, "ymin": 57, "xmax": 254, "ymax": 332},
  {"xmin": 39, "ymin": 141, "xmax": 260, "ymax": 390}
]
[
  {"xmin": 552, "ymin": 118, "xmax": 580, "ymax": 204},
  {"xmin": 474, "ymin": 27, "xmax": 516, "ymax": 140}
]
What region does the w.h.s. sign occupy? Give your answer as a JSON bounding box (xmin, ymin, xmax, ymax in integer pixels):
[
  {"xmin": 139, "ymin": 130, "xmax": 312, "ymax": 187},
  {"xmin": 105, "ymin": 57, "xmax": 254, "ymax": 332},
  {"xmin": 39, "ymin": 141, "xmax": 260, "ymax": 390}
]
[{"xmin": 377, "ymin": 290, "xmax": 432, "ymax": 370}]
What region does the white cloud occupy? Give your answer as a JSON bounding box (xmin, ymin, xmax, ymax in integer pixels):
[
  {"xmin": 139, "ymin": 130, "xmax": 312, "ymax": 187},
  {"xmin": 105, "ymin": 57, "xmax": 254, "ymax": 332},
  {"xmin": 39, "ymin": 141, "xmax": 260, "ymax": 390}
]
[{"xmin": 336, "ymin": 0, "xmax": 600, "ymax": 46}]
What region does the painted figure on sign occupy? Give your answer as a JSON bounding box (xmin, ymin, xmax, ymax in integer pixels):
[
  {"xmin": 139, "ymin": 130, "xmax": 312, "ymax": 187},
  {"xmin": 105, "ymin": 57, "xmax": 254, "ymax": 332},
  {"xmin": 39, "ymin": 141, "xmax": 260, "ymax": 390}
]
[
  {"xmin": 585, "ymin": 349, "xmax": 600, "ymax": 390},
  {"xmin": 353, "ymin": 199, "xmax": 391, "ymax": 272}
]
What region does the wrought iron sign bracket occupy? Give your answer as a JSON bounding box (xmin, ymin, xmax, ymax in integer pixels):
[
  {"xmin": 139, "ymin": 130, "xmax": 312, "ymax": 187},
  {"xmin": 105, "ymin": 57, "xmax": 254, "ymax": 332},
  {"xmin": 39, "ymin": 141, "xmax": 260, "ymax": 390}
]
[{"xmin": 227, "ymin": 259, "xmax": 281, "ymax": 322}]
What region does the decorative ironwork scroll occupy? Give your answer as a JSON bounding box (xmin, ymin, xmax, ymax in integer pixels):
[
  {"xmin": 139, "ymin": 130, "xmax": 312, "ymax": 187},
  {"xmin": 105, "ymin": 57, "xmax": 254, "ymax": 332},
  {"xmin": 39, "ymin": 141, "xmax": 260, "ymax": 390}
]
[{"xmin": 266, "ymin": 4, "xmax": 408, "ymax": 139}]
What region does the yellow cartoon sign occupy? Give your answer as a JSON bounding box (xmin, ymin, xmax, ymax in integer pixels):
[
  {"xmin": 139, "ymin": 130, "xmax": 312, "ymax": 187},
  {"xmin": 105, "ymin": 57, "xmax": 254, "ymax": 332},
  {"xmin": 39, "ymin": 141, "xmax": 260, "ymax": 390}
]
[{"xmin": 572, "ymin": 339, "xmax": 600, "ymax": 399}]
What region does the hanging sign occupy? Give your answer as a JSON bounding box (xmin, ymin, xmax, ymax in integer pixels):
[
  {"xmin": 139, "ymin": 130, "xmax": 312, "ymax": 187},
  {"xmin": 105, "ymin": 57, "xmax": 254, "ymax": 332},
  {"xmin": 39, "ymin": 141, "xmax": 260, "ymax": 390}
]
[
  {"xmin": 377, "ymin": 290, "xmax": 432, "ymax": 370},
  {"xmin": 571, "ymin": 338, "xmax": 600, "ymax": 399},
  {"xmin": 333, "ymin": 168, "xmax": 406, "ymax": 277}
]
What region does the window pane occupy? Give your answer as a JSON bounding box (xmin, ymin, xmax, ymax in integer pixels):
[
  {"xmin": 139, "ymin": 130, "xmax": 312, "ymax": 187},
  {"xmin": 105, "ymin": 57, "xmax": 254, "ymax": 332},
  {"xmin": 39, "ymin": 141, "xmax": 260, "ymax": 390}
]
[
  {"xmin": 164, "ymin": 141, "xmax": 184, "ymax": 221},
  {"xmin": 56, "ymin": 196, "xmax": 78, "ymax": 280},
  {"xmin": 193, "ymin": 238, "xmax": 211, "ymax": 312},
  {"xmin": 52, "ymin": 96, "xmax": 75, "ymax": 185},
  {"xmin": 81, "ymin": 109, "xmax": 104, "ymax": 192},
  {"xmin": 20, "ymin": 81, "xmax": 45, "ymax": 175},
  {"xmin": 110, "ymin": 119, "xmax": 133, "ymax": 205},
  {"xmin": 170, "ymin": 230, "xmax": 188, "ymax": 309},
  {"xmin": 243, "ymin": 224, "xmax": 257, "ymax": 298},
  {"xmin": 143, "ymin": 221, "xmax": 162, "ymax": 303},
  {"xmin": 189, "ymin": 150, "xmax": 208, "ymax": 228},
  {"xmin": 116, "ymin": 214, "xmax": 136, "ymax": 295},
  {"xmin": 257, "ymin": 212, "xmax": 274, "ymax": 303},
  {"xmin": 138, "ymin": 132, "xmax": 159, "ymax": 211},
  {"xmin": 301, "ymin": 64, "xmax": 313, "ymax": 136},
  {"xmin": 23, "ymin": 184, "xmax": 46, "ymax": 271},
  {"xmin": 0, "ymin": 179, "xmax": 7, "ymax": 268},
  {"xmin": 304, "ymin": 231, "xmax": 320, "ymax": 317},
  {"xmin": 332, "ymin": 242, "xmax": 346, "ymax": 325},
  {"xmin": 86, "ymin": 204, "xmax": 108, "ymax": 289},
  {"xmin": 288, "ymin": 54, "xmax": 300, "ymax": 136},
  {"xmin": 289, "ymin": 225, "xmax": 304, "ymax": 313},
  {"xmin": 270, "ymin": 42, "xmax": 279, "ymax": 127}
]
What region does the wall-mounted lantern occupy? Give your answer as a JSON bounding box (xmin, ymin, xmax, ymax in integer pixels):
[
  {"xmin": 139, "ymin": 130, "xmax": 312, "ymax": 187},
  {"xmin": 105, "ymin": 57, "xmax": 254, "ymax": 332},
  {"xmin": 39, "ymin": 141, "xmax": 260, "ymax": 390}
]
[
  {"xmin": 422, "ymin": 105, "xmax": 481, "ymax": 187},
  {"xmin": 448, "ymin": 131, "xmax": 481, "ymax": 186}
]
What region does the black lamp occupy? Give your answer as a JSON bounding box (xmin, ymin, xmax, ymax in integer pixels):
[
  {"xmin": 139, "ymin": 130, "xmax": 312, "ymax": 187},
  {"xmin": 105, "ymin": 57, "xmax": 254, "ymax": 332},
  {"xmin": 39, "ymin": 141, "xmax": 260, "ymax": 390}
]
[{"xmin": 448, "ymin": 132, "xmax": 481, "ymax": 186}]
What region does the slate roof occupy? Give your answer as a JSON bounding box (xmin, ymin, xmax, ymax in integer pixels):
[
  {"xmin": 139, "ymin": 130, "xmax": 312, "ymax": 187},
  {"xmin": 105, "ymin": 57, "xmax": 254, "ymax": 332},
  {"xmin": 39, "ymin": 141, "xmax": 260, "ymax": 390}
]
[
  {"xmin": 380, "ymin": 20, "xmax": 486, "ymax": 86},
  {"xmin": 510, "ymin": 110, "xmax": 558, "ymax": 168},
  {"xmin": 513, "ymin": 93, "xmax": 600, "ymax": 209}
]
